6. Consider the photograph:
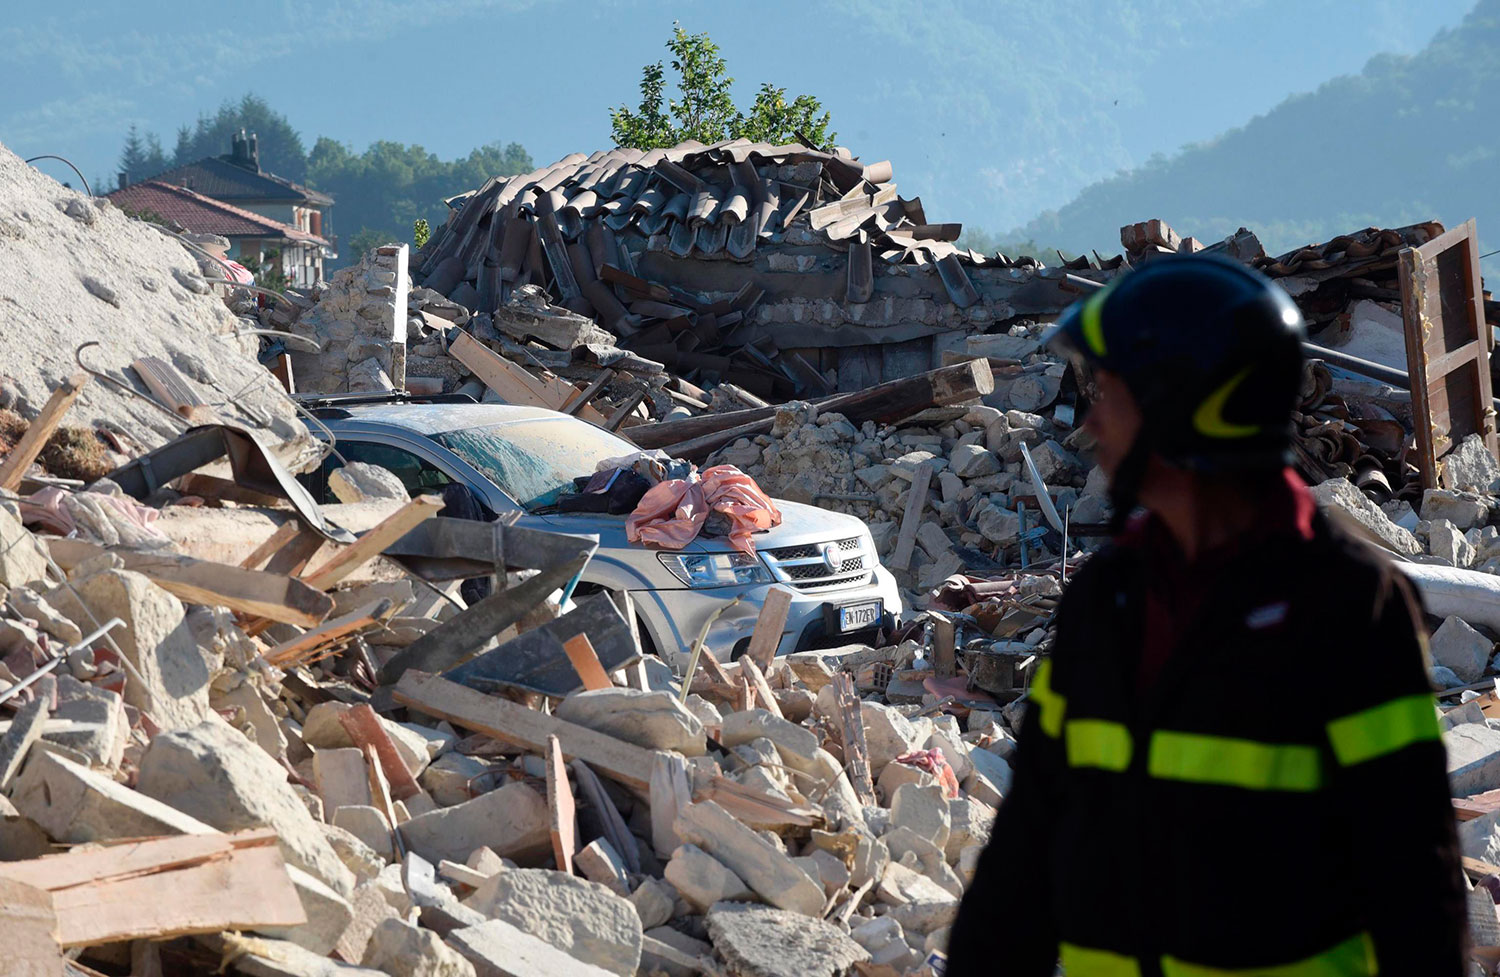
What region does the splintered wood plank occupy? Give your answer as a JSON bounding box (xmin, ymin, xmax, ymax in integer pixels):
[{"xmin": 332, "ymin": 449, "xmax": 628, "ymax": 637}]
[
  {"xmin": 744, "ymin": 586, "xmax": 795, "ymax": 670},
  {"xmin": 834, "ymin": 672, "xmax": 877, "ymax": 805},
  {"xmin": 338, "ymin": 703, "xmax": 423, "ymax": 802},
  {"xmin": 363, "ymin": 744, "xmax": 406, "ymax": 860},
  {"xmin": 394, "ymin": 671, "xmax": 655, "ymax": 789},
  {"xmin": 262, "ymin": 599, "xmax": 394, "ymax": 668},
  {"xmin": 888, "ymin": 461, "xmax": 934, "ymax": 573},
  {"xmin": 737, "ymin": 656, "xmax": 783, "ymax": 720},
  {"xmin": 546, "ymin": 735, "xmax": 577, "ymax": 874},
  {"xmin": 301, "ymin": 495, "xmax": 444, "ymax": 591},
  {"xmin": 562, "ymin": 634, "xmax": 614, "ymax": 691},
  {"xmin": 0, "ymin": 372, "xmax": 87, "ymax": 491},
  {"xmin": 0, "ymin": 830, "xmax": 279, "ymax": 891}
]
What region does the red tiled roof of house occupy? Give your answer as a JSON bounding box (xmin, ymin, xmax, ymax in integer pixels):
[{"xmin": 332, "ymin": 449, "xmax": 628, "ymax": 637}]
[{"xmin": 105, "ymin": 181, "xmax": 328, "ymax": 246}]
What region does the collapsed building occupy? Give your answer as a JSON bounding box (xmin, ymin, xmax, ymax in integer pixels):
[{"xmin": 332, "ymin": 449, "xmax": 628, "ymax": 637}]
[{"xmin": 7, "ymin": 126, "xmax": 1500, "ymax": 974}]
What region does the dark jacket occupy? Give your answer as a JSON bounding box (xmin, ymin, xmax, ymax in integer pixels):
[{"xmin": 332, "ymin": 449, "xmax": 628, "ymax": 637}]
[{"xmin": 947, "ymin": 513, "xmax": 1465, "ymax": 976}]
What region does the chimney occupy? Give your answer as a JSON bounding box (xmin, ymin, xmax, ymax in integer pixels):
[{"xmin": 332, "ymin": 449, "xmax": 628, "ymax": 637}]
[
  {"xmin": 117, "ymin": 172, "xmax": 127, "ymax": 191},
  {"xmin": 228, "ymin": 129, "xmax": 258, "ymax": 171},
  {"xmin": 248, "ymin": 132, "xmax": 260, "ymax": 171}
]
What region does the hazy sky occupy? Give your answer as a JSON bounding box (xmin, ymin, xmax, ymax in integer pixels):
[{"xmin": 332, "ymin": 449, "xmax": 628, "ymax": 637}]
[{"xmin": 0, "ymin": 0, "xmax": 1475, "ymax": 232}]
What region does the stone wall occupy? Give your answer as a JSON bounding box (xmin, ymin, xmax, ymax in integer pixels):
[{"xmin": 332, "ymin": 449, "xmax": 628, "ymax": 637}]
[{"xmin": 289, "ymin": 244, "xmax": 409, "ymax": 393}]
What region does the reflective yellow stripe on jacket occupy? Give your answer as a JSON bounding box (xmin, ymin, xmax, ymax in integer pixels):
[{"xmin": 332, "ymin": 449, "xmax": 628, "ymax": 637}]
[
  {"xmin": 1147, "ymin": 730, "xmax": 1323, "ymax": 792},
  {"xmin": 1325, "ymin": 693, "xmax": 1440, "ymax": 767},
  {"xmin": 1031, "ymin": 659, "xmax": 1066, "ymax": 737},
  {"xmin": 1060, "ymin": 932, "xmax": 1377, "ymax": 977}
]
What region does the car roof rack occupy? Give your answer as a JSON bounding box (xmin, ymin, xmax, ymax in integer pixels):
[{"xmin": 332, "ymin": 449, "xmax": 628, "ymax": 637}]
[{"xmin": 295, "ymin": 391, "xmax": 480, "ymax": 412}]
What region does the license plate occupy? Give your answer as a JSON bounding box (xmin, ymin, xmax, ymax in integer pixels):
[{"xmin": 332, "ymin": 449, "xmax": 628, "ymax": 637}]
[{"xmin": 838, "ymin": 599, "xmax": 883, "ymax": 632}]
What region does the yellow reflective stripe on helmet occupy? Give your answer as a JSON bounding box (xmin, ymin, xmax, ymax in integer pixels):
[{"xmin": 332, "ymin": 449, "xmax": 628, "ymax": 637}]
[
  {"xmin": 1060, "ymin": 942, "xmax": 1143, "ymax": 977},
  {"xmin": 1080, "ymin": 288, "xmax": 1110, "ymax": 356},
  {"xmin": 1030, "ymin": 659, "xmax": 1066, "ymax": 738},
  {"xmin": 1148, "ymin": 730, "xmax": 1323, "ymax": 792},
  {"xmin": 1160, "ymin": 931, "xmax": 1377, "ymax": 977},
  {"xmin": 1326, "ymin": 693, "xmax": 1441, "ymax": 767},
  {"xmin": 1192, "ymin": 366, "xmax": 1262, "ymax": 439},
  {"xmin": 1065, "ymin": 719, "xmax": 1133, "ymax": 772}
]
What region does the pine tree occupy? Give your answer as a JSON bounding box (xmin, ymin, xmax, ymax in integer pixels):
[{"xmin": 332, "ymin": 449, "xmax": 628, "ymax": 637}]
[{"xmin": 118, "ymin": 125, "xmax": 146, "ymax": 186}]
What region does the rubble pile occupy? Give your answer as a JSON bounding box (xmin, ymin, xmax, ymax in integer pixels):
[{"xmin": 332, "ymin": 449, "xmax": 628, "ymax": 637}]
[
  {"xmin": 0, "ymin": 481, "xmax": 1030, "ymax": 975},
  {"xmin": 0, "ymin": 141, "xmax": 310, "ymax": 461}
]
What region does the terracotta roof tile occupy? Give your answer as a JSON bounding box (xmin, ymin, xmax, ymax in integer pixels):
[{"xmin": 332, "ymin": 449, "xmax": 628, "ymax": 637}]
[{"xmin": 105, "ymin": 181, "xmax": 328, "ymax": 245}]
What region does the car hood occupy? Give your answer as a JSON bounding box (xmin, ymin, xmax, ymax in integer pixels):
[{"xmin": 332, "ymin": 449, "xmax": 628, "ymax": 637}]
[{"xmin": 532, "ymin": 498, "xmax": 869, "ymax": 553}]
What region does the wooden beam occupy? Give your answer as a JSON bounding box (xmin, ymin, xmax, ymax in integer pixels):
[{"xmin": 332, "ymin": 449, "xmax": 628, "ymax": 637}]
[
  {"xmin": 44, "ymin": 539, "xmax": 332, "ymax": 628},
  {"xmin": 449, "ymin": 331, "xmax": 607, "ymax": 424},
  {"xmin": 301, "ymin": 495, "xmax": 444, "ymax": 591},
  {"xmin": 238, "ymin": 522, "xmax": 301, "ymax": 570},
  {"xmin": 338, "ymin": 703, "xmax": 423, "ymax": 802},
  {"xmin": 561, "ymin": 369, "xmax": 615, "ymax": 417},
  {"xmin": 393, "ymin": 671, "xmax": 655, "ymax": 789},
  {"xmin": 562, "ymin": 634, "xmax": 614, "ymax": 691},
  {"xmin": 889, "ymin": 462, "xmax": 934, "ymax": 573},
  {"xmin": 0, "ymin": 372, "xmax": 87, "ymax": 491},
  {"xmin": 546, "ymin": 735, "xmax": 577, "ymax": 874},
  {"xmin": 262, "ymin": 598, "xmax": 394, "ymax": 668},
  {"xmin": 744, "ymin": 586, "xmax": 794, "ymax": 670}
]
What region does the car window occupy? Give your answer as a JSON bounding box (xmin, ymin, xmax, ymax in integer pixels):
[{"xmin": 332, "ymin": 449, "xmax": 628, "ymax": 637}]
[
  {"xmin": 434, "ymin": 417, "xmax": 638, "ymax": 510},
  {"xmin": 299, "ymin": 441, "xmax": 454, "ymax": 504}
]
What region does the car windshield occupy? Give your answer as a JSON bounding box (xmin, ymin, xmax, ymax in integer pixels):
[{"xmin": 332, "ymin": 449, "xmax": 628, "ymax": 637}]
[{"xmin": 433, "ymin": 417, "xmax": 639, "ymax": 510}]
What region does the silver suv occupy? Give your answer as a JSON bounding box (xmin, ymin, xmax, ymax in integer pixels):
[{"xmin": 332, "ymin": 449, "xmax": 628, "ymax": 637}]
[{"xmin": 300, "ymin": 400, "xmax": 901, "ymax": 665}]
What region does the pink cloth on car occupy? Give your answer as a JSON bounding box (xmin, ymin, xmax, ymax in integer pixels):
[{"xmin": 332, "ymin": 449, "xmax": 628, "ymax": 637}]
[{"xmin": 626, "ymin": 464, "xmax": 781, "ymax": 553}]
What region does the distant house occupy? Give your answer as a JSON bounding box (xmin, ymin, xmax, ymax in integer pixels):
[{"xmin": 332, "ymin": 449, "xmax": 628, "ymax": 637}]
[
  {"xmin": 121, "ymin": 130, "xmax": 336, "ymax": 285},
  {"xmin": 107, "ymin": 180, "xmax": 331, "ymax": 288}
]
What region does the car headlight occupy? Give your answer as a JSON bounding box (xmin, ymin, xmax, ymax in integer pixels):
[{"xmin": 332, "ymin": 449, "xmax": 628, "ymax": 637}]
[{"xmin": 657, "ymin": 552, "xmax": 772, "ymax": 587}]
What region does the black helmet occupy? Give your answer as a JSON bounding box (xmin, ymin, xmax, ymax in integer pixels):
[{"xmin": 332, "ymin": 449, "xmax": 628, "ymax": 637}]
[{"xmin": 1047, "ymin": 254, "xmax": 1306, "ymax": 472}]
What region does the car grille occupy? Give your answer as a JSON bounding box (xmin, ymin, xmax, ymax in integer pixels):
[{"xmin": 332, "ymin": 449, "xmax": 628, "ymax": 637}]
[{"xmin": 762, "ymin": 536, "xmax": 874, "ymax": 591}]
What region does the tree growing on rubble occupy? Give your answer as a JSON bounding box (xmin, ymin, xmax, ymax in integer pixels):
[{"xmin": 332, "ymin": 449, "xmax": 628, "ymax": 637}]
[{"xmin": 610, "ymin": 24, "xmax": 835, "ymax": 150}]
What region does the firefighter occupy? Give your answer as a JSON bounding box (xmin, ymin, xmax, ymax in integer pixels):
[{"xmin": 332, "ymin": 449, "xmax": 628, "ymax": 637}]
[{"xmin": 946, "ymin": 255, "xmax": 1465, "ymax": 975}]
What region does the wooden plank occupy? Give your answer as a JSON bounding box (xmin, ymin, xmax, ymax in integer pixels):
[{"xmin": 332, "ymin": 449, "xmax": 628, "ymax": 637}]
[
  {"xmin": 737, "ymin": 656, "xmax": 783, "ymax": 720},
  {"xmin": 694, "ymin": 776, "xmax": 823, "ymax": 831},
  {"xmin": 338, "ymin": 703, "xmax": 423, "ymax": 802},
  {"xmin": 238, "ymin": 522, "xmax": 301, "ymax": 570},
  {"xmin": 0, "ymin": 830, "xmax": 278, "ymax": 891},
  {"xmin": 449, "ymin": 331, "xmax": 608, "ymax": 424},
  {"xmin": 262, "ymin": 598, "xmax": 394, "ymax": 668},
  {"xmin": 301, "ymin": 495, "xmax": 444, "ymax": 591},
  {"xmin": 562, "ymin": 634, "xmax": 614, "ymax": 691},
  {"xmin": 363, "ymin": 744, "xmax": 406, "ymax": 860},
  {"xmin": 833, "ymin": 672, "xmax": 877, "ymax": 805},
  {"xmin": 45, "ymin": 538, "xmax": 333, "ymax": 628},
  {"xmin": 263, "ymin": 527, "xmax": 326, "ymax": 577},
  {"xmin": 561, "ymin": 369, "xmax": 615, "ymax": 417},
  {"xmin": 744, "ymin": 586, "xmax": 794, "ymax": 670},
  {"xmin": 179, "ymin": 472, "xmax": 284, "ymax": 507},
  {"xmin": 395, "ymin": 671, "xmax": 654, "ymax": 789},
  {"xmin": 889, "ymin": 462, "xmax": 934, "ymax": 573},
  {"xmin": 546, "ymin": 735, "xmax": 577, "ymax": 874},
  {"xmin": 932, "ymin": 613, "xmax": 957, "ymax": 679},
  {"xmin": 131, "ymin": 356, "xmax": 213, "ymax": 424},
  {"xmin": 0, "ymin": 372, "xmax": 87, "ymax": 491}
]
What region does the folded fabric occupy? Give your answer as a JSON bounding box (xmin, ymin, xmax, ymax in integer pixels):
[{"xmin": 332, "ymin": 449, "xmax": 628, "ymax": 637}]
[
  {"xmin": 18, "ymin": 486, "xmax": 170, "ymax": 549},
  {"xmin": 625, "ymin": 464, "xmax": 781, "ymax": 553}
]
